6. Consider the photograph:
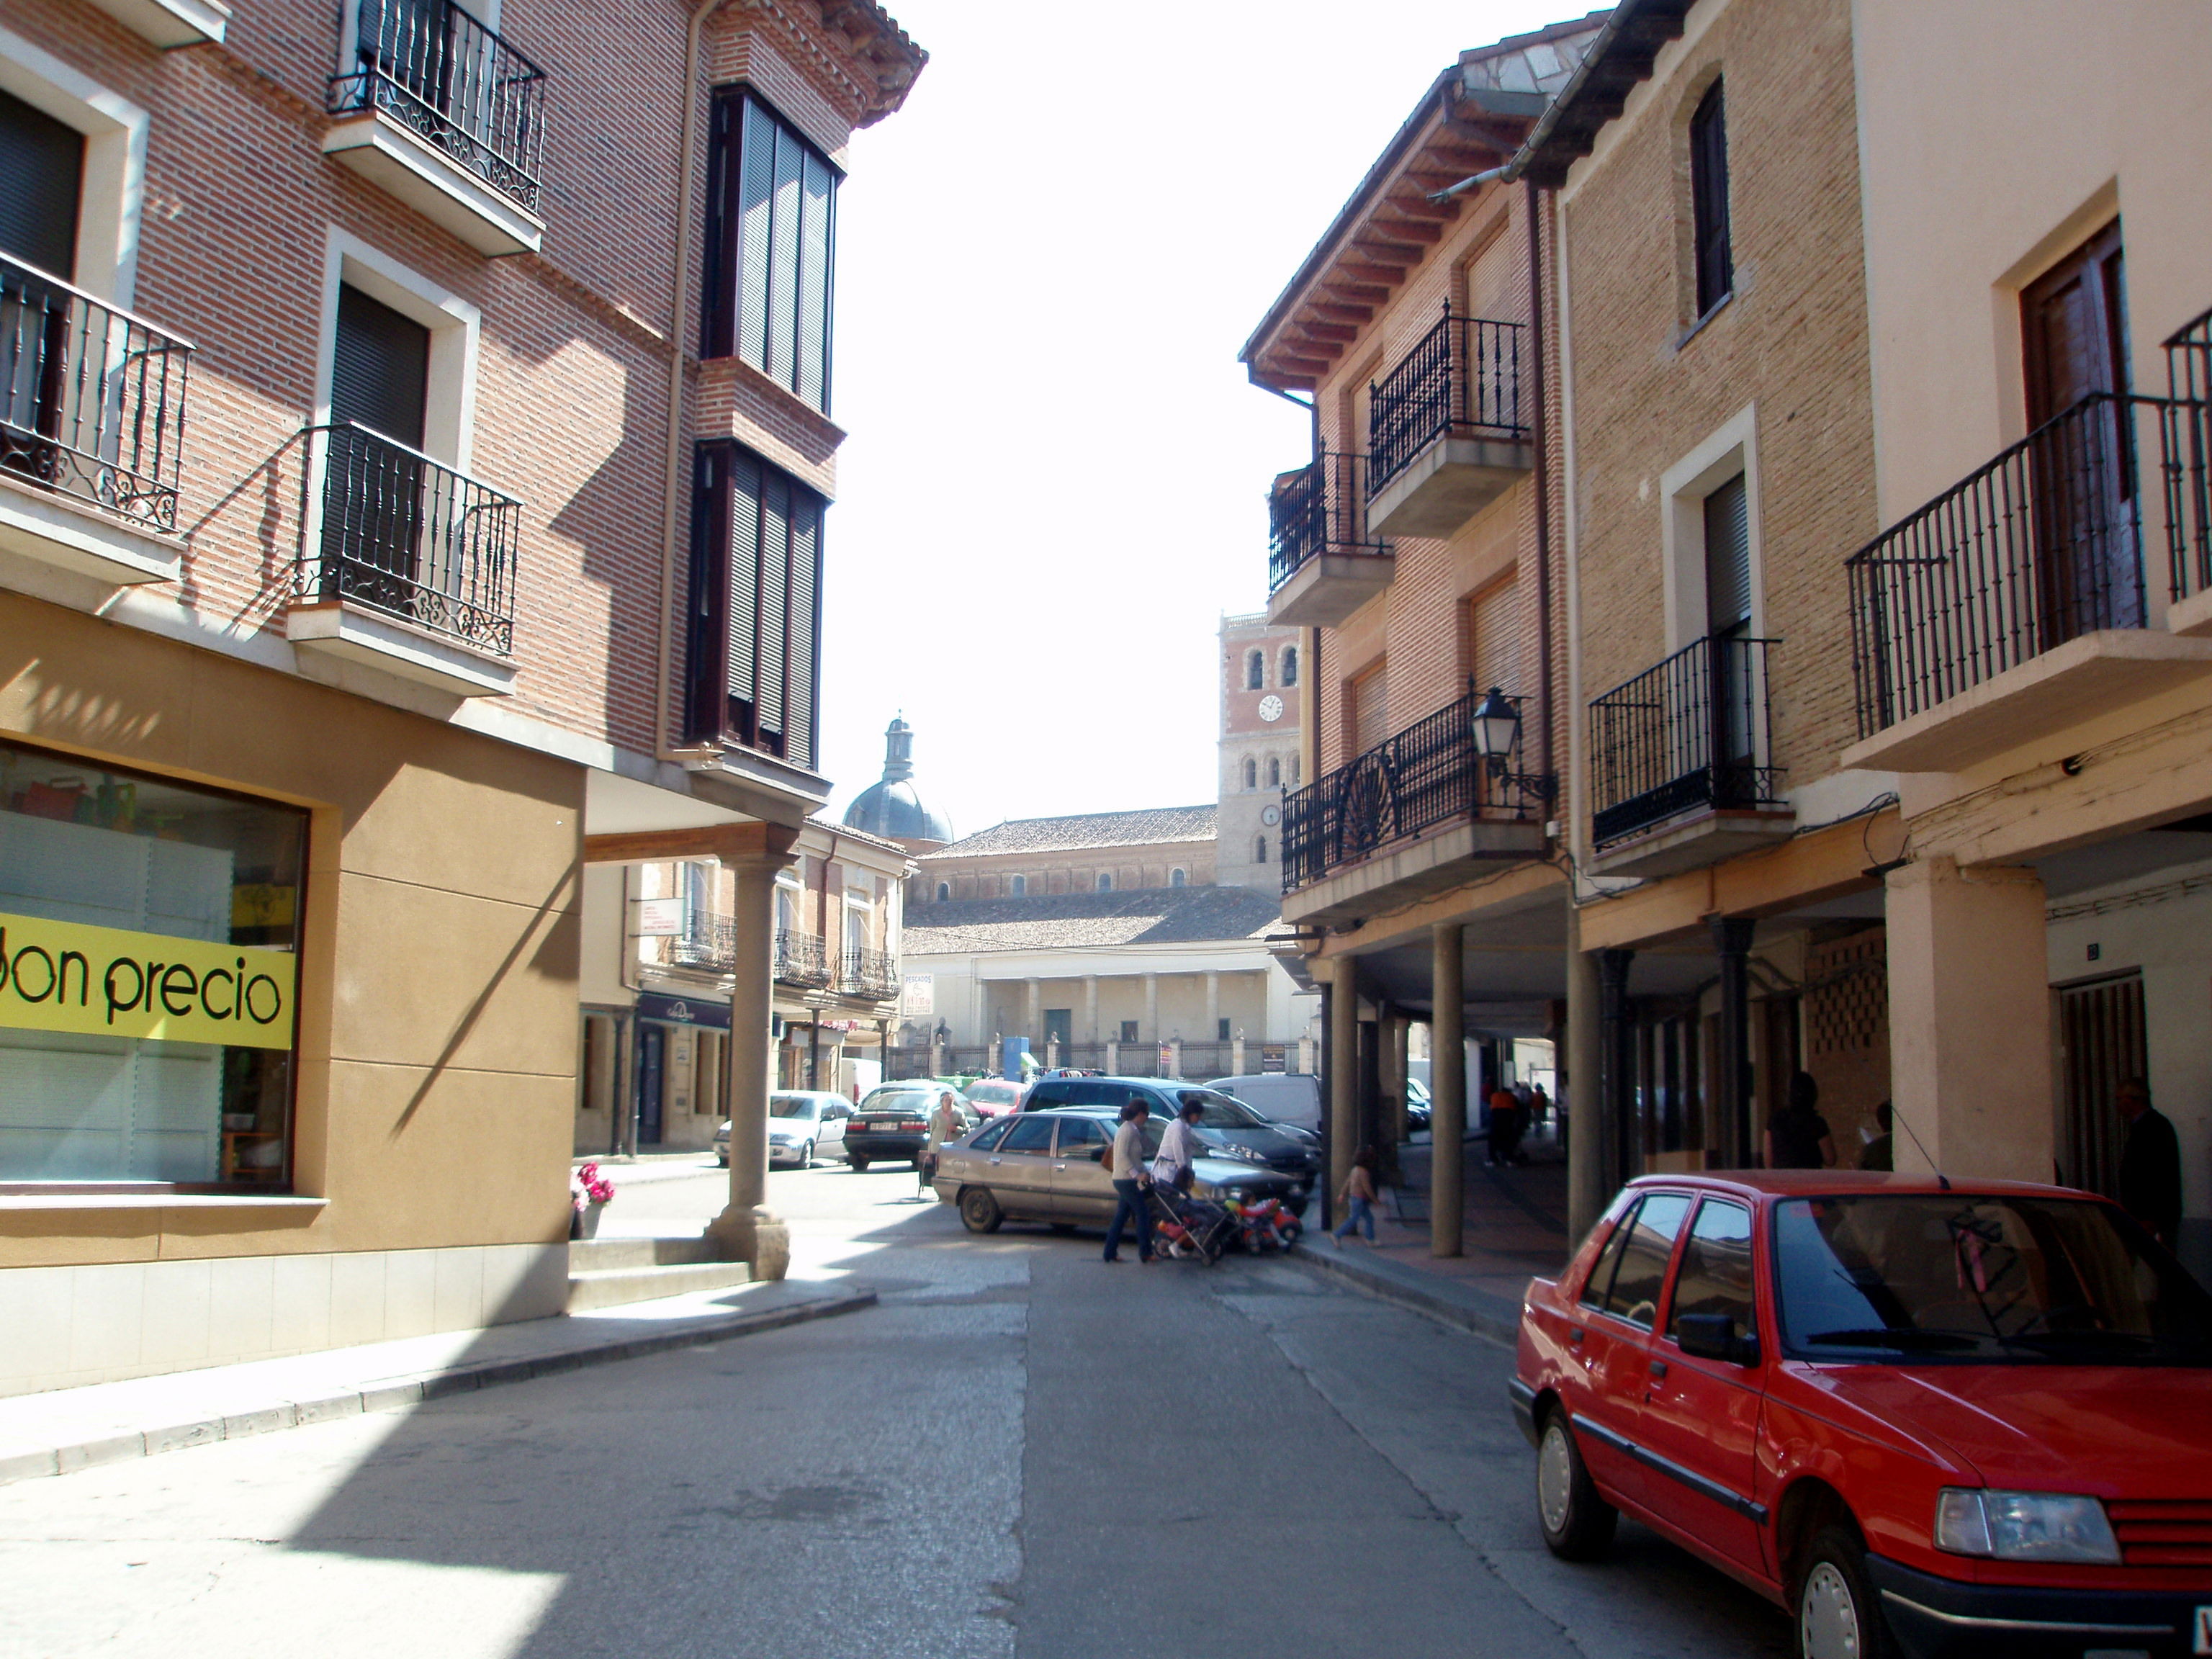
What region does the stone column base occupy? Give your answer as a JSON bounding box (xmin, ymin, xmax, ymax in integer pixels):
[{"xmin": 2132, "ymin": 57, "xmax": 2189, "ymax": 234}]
[{"xmin": 706, "ymin": 1205, "xmax": 791, "ymax": 1281}]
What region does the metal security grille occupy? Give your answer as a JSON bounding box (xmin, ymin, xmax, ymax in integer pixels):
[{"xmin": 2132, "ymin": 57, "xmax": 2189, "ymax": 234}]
[
  {"xmin": 1367, "ymin": 309, "xmax": 1527, "ymax": 491},
  {"xmin": 1588, "ymin": 636, "xmax": 1782, "ymax": 848},
  {"xmin": 0, "ymin": 256, "xmax": 192, "ymax": 533},
  {"xmin": 2056, "ymin": 971, "xmax": 2145, "ymax": 1200},
  {"xmin": 329, "ymin": 0, "xmax": 547, "ymax": 208}
]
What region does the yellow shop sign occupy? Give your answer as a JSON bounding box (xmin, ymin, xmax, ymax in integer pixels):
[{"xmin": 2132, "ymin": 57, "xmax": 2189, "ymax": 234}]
[{"xmin": 0, "ymin": 911, "xmax": 297, "ymax": 1050}]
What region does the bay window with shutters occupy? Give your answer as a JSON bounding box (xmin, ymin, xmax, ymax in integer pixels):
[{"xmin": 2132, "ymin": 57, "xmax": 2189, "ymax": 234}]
[
  {"xmin": 685, "ymin": 442, "xmax": 823, "ymax": 770},
  {"xmin": 702, "ymin": 88, "xmax": 838, "ymax": 413}
]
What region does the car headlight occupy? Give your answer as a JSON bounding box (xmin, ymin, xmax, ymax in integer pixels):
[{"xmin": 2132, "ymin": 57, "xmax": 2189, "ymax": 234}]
[
  {"xmin": 1934, "ymin": 1489, "xmax": 2121, "ymax": 1564},
  {"xmin": 769, "ymin": 1132, "xmax": 797, "ymax": 1145}
]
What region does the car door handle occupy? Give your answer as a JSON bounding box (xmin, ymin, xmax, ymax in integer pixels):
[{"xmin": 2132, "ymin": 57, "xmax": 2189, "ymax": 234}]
[
  {"xmin": 1052, "ymin": 1162, "xmax": 1068, "ymax": 1170},
  {"xmin": 1647, "ymin": 1359, "xmax": 1668, "ymax": 1380}
]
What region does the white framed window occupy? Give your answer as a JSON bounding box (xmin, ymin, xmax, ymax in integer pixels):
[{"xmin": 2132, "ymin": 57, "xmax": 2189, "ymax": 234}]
[
  {"xmin": 0, "ymin": 30, "xmax": 148, "ymax": 306},
  {"xmin": 1659, "ymin": 404, "xmax": 1764, "ymax": 651},
  {"xmin": 313, "ymin": 227, "xmax": 480, "ymax": 469}
]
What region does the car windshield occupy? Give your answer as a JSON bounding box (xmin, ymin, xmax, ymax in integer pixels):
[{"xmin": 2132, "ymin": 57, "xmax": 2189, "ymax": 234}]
[
  {"xmin": 863, "ymin": 1092, "xmax": 934, "ymax": 1115},
  {"xmin": 769, "ymin": 1096, "xmax": 814, "ymax": 1119},
  {"xmin": 1773, "ymin": 1195, "xmax": 2212, "ymax": 1366},
  {"xmin": 1169, "ymin": 1089, "xmax": 1268, "ymax": 1129}
]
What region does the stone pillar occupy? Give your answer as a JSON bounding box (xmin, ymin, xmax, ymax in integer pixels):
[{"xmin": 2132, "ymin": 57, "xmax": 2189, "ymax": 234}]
[
  {"xmin": 1231, "ymin": 1032, "xmax": 1246, "ymax": 1074},
  {"xmin": 1204, "ymin": 970, "xmax": 1220, "ymax": 1044},
  {"xmin": 1143, "ymin": 972, "xmax": 1159, "ymax": 1042},
  {"xmin": 929, "ymin": 1034, "xmax": 945, "ymax": 1076},
  {"xmin": 1886, "ymin": 858, "xmax": 2054, "ymax": 1182},
  {"xmin": 1105, "ymin": 1038, "xmax": 1120, "ymax": 1075},
  {"xmin": 1025, "ymin": 978, "xmax": 1041, "ymax": 1047},
  {"xmin": 1567, "ymin": 912, "xmax": 1606, "ymax": 1243},
  {"xmin": 1046, "ymin": 1035, "xmax": 1059, "ymax": 1068},
  {"xmin": 1329, "ymin": 956, "xmax": 1359, "ymax": 1215},
  {"xmin": 1298, "ymin": 1035, "xmax": 1316, "ymax": 1074},
  {"xmin": 1169, "ymin": 1036, "xmax": 1183, "ymax": 1079},
  {"xmin": 707, "ymin": 847, "xmax": 798, "ymax": 1279},
  {"xmin": 1083, "ymin": 974, "xmax": 1099, "ymax": 1043},
  {"xmin": 1711, "ymin": 917, "xmax": 1755, "ymax": 1168},
  {"xmin": 1431, "ymin": 924, "xmax": 1465, "ymax": 1257},
  {"xmin": 1597, "ymin": 948, "xmax": 1637, "ymax": 1197},
  {"xmin": 989, "ymin": 1034, "xmax": 1002, "ymax": 1076}
]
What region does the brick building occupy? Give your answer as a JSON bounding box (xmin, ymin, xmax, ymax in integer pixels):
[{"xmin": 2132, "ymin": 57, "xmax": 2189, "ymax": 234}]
[{"xmin": 0, "ymin": 0, "xmax": 921, "ymax": 1393}]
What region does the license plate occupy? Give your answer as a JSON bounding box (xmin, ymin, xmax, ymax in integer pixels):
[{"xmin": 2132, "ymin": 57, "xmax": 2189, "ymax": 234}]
[{"xmin": 2195, "ymin": 1606, "xmax": 2212, "ymax": 1655}]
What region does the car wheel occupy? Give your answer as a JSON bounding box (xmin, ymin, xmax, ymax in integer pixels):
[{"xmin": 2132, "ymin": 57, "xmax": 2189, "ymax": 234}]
[
  {"xmin": 716, "ymin": 1151, "xmax": 728, "ymax": 1167},
  {"xmin": 851, "ymin": 1156, "xmax": 870, "ymax": 1173},
  {"xmin": 1797, "ymin": 1525, "xmax": 1891, "ymax": 1659},
  {"xmin": 799, "ymin": 1140, "xmax": 814, "ymax": 1169},
  {"xmin": 1534, "ymin": 1409, "xmax": 1616, "ymax": 1560},
  {"xmin": 959, "ymin": 1187, "xmax": 1004, "ymax": 1234}
]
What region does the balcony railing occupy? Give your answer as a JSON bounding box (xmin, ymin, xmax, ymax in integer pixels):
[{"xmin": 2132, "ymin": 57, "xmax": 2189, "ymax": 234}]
[
  {"xmin": 1268, "ymin": 451, "xmax": 1390, "ymax": 593},
  {"xmin": 666, "ymin": 915, "xmax": 736, "ymax": 973},
  {"xmin": 1282, "ymin": 688, "xmax": 1552, "ymax": 893},
  {"xmin": 301, "ymin": 422, "xmax": 519, "ymax": 655},
  {"xmin": 330, "ymin": 0, "xmax": 547, "ymax": 209},
  {"xmin": 1368, "ymin": 310, "xmax": 1528, "ymax": 492},
  {"xmin": 0, "ymin": 254, "xmax": 191, "ymax": 534},
  {"xmin": 2162, "ymin": 311, "xmax": 2212, "ymax": 606},
  {"xmin": 1589, "ymin": 636, "xmax": 1783, "ymax": 848},
  {"xmin": 840, "ymin": 947, "xmax": 899, "ymax": 1000},
  {"xmin": 774, "ymin": 928, "xmax": 831, "ymax": 989},
  {"xmin": 1844, "ymin": 392, "xmax": 2207, "ymax": 737}
]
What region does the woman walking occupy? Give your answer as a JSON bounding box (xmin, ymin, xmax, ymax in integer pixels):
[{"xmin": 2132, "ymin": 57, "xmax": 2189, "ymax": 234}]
[
  {"xmin": 1332, "ymin": 1147, "xmax": 1380, "ymax": 1245},
  {"xmin": 1103, "ymin": 1097, "xmax": 1154, "ymax": 1264}
]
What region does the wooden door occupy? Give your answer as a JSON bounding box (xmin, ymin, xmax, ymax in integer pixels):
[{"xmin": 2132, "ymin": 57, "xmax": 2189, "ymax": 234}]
[{"xmin": 2023, "ymin": 222, "xmax": 2140, "ymax": 637}]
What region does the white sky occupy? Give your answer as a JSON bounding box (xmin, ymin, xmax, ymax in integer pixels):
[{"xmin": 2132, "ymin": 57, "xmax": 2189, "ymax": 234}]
[{"xmin": 819, "ymin": 0, "xmax": 1582, "ymax": 842}]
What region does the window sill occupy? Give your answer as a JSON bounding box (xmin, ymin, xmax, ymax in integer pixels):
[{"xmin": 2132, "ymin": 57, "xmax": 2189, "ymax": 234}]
[
  {"xmin": 1675, "ymin": 292, "xmax": 1734, "ymax": 353},
  {"xmin": 322, "ymin": 110, "xmax": 545, "ymax": 256},
  {"xmin": 83, "ymin": 0, "xmax": 229, "ymax": 47},
  {"xmin": 0, "ymin": 1192, "xmax": 325, "ymax": 1211}
]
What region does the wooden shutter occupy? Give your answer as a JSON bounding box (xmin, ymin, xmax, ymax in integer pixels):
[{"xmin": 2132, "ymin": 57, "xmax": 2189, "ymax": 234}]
[
  {"xmin": 785, "ymin": 489, "xmax": 821, "ymax": 770},
  {"xmin": 1351, "ymin": 661, "xmax": 1390, "ymax": 754},
  {"xmin": 724, "ymin": 448, "xmax": 762, "ymax": 743},
  {"xmin": 687, "ymin": 441, "xmax": 824, "ymax": 766},
  {"xmin": 0, "ymin": 89, "xmax": 83, "ymax": 278},
  {"xmin": 1704, "ymin": 474, "xmax": 1750, "ymax": 632},
  {"xmin": 737, "ymin": 99, "xmax": 776, "ymax": 371},
  {"xmin": 1690, "ymin": 81, "xmax": 1732, "ymax": 316},
  {"xmin": 1468, "ymin": 577, "xmax": 1520, "ymax": 694}
]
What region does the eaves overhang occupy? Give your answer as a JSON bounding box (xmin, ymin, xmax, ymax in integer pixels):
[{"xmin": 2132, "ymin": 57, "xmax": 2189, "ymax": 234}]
[{"xmin": 1514, "ymin": 0, "xmax": 1696, "ymax": 187}]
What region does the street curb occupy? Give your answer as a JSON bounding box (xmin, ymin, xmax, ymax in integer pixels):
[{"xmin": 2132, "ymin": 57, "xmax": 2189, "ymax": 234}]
[
  {"xmin": 0, "ymin": 1287, "xmax": 876, "ymax": 1488},
  {"xmin": 1283, "ymin": 1242, "xmax": 1523, "ymax": 1345}
]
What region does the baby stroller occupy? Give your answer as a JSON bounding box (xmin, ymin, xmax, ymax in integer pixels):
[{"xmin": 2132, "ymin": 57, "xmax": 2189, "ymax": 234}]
[{"xmin": 1148, "ymin": 1183, "xmax": 1237, "ymax": 1265}]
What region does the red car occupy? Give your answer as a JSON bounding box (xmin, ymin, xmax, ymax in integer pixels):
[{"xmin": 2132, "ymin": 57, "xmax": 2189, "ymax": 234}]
[{"xmin": 1513, "ymin": 1172, "xmax": 2212, "ymax": 1659}]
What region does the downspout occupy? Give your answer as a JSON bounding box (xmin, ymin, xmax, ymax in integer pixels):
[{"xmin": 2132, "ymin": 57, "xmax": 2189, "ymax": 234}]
[
  {"xmin": 1524, "ymin": 176, "xmax": 1556, "ymax": 794},
  {"xmin": 656, "ymin": 0, "xmax": 724, "ymax": 763}
]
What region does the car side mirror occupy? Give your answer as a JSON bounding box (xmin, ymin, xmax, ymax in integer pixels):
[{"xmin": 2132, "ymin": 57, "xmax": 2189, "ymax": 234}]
[{"xmin": 1676, "ymin": 1313, "xmax": 1760, "ymax": 1367}]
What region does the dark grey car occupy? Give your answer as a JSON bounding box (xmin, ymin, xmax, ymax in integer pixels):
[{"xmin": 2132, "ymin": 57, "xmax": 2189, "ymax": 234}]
[{"xmin": 930, "ymin": 1105, "xmax": 1298, "ymax": 1234}]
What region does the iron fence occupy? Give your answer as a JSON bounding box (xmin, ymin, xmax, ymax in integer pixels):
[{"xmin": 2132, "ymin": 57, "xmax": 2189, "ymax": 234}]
[
  {"xmin": 302, "ymin": 422, "xmax": 519, "ymax": 654},
  {"xmin": 1843, "ymin": 393, "xmax": 2203, "ymax": 737},
  {"xmin": 1282, "ymin": 688, "xmax": 1553, "ymax": 894},
  {"xmin": 1176, "ymin": 1041, "xmax": 1233, "ymax": 1079},
  {"xmin": 0, "ymin": 253, "xmax": 191, "ymax": 534},
  {"xmin": 884, "ymin": 1048, "xmax": 937, "ymax": 1082},
  {"xmin": 331, "ymin": 0, "xmax": 547, "ymax": 208},
  {"xmin": 1589, "ymin": 636, "xmax": 1782, "ymax": 848},
  {"xmin": 1368, "ymin": 309, "xmax": 1528, "ymax": 491},
  {"xmin": 945, "ymin": 1046, "xmax": 992, "ymax": 1076},
  {"xmin": 1268, "ymin": 451, "xmax": 1390, "ymax": 593},
  {"xmin": 773, "ymin": 929, "xmax": 830, "ymax": 989},
  {"xmin": 839, "ymin": 947, "xmax": 899, "ymax": 1000}
]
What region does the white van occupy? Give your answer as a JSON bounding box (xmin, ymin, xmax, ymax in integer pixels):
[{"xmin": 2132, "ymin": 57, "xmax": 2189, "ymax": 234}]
[{"xmin": 1205, "ymin": 1073, "xmax": 1323, "ymax": 1132}]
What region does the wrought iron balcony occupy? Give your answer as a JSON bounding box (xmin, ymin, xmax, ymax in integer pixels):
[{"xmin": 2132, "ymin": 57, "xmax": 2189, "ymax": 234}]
[
  {"xmin": 1282, "ymin": 687, "xmax": 1552, "ymax": 894},
  {"xmin": 1268, "ymin": 451, "xmax": 1390, "ymax": 593},
  {"xmin": 2160, "ymin": 311, "xmax": 2212, "ymax": 610},
  {"xmin": 1368, "ymin": 310, "xmax": 1528, "ymax": 492},
  {"xmin": 840, "ymin": 947, "xmax": 899, "ymax": 1000},
  {"xmin": 774, "ymin": 928, "xmax": 831, "ymax": 989},
  {"xmin": 666, "ymin": 915, "xmax": 737, "ymax": 973},
  {"xmin": 301, "ymin": 422, "xmax": 519, "ymax": 655},
  {"xmin": 0, "ymin": 253, "xmax": 192, "ymax": 534},
  {"xmin": 1589, "ymin": 636, "xmax": 1783, "ymax": 849},
  {"xmin": 329, "ymin": 0, "xmax": 547, "ymax": 209}
]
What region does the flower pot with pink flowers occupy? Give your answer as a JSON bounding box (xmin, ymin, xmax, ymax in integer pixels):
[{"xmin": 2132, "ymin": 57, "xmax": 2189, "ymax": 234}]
[{"xmin": 570, "ymin": 1161, "xmax": 615, "ymax": 1239}]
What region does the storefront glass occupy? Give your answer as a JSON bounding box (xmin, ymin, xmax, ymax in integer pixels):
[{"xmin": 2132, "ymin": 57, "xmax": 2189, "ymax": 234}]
[{"xmin": 0, "ymin": 741, "xmax": 306, "ymax": 1187}]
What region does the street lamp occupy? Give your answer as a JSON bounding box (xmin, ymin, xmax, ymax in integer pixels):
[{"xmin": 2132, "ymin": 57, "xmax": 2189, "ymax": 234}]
[{"xmin": 1470, "ymin": 685, "xmax": 1520, "ymax": 777}]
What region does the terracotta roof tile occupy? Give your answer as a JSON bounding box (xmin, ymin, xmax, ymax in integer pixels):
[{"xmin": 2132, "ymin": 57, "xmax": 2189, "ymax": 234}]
[
  {"xmin": 927, "ymin": 805, "xmax": 1218, "ymax": 858},
  {"xmin": 902, "ymin": 885, "xmax": 1280, "ymax": 955}
]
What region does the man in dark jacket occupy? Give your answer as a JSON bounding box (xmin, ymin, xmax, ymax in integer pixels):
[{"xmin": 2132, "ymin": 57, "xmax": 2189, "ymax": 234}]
[{"xmin": 2116, "ymin": 1077, "xmax": 2183, "ymax": 1248}]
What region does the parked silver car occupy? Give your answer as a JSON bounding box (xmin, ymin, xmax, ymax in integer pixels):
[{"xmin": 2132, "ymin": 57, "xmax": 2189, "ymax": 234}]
[
  {"xmin": 714, "ymin": 1091, "xmax": 853, "ymax": 1169},
  {"xmin": 930, "ymin": 1105, "xmax": 1300, "ymax": 1234}
]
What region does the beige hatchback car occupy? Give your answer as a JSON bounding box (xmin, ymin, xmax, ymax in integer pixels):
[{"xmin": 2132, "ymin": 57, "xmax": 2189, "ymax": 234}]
[{"xmin": 930, "ymin": 1105, "xmax": 1298, "ymax": 1234}]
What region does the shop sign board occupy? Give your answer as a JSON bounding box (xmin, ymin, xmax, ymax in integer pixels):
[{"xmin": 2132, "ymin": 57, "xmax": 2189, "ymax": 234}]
[
  {"xmin": 901, "ymin": 974, "xmax": 933, "ymax": 1017},
  {"xmin": 636, "ymin": 991, "xmax": 730, "ymax": 1029},
  {"xmin": 633, "ymin": 898, "xmax": 684, "ymax": 937},
  {"xmin": 0, "ymin": 909, "xmax": 297, "ymax": 1049}
]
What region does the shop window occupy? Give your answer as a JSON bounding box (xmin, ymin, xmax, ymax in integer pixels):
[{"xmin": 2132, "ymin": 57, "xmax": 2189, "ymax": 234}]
[{"xmin": 0, "ymin": 739, "xmax": 307, "ymax": 1188}]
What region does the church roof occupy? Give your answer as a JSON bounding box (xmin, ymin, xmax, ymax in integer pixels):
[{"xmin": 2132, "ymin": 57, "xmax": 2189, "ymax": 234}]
[
  {"xmin": 843, "ymin": 778, "xmax": 955, "ymax": 845},
  {"xmin": 902, "ymin": 884, "xmax": 1280, "ymax": 956},
  {"xmin": 930, "ymin": 804, "xmax": 1217, "ymax": 859}
]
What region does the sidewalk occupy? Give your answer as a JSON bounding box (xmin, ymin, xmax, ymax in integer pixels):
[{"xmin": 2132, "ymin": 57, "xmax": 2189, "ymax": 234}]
[
  {"xmin": 1287, "ymin": 1128, "xmax": 1573, "ymax": 1343},
  {"xmin": 571, "ymin": 1148, "xmax": 724, "ymax": 1186},
  {"xmin": 0, "ymin": 1277, "xmax": 872, "ymax": 1488}
]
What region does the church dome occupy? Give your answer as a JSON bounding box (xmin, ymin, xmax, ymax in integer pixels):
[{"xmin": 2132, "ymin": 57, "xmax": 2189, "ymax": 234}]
[{"xmin": 843, "ymin": 716, "xmax": 955, "ymax": 849}]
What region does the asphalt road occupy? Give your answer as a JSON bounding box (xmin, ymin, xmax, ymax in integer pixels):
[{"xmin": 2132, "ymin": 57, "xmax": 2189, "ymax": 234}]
[{"xmin": 0, "ymin": 1161, "xmax": 1790, "ymax": 1658}]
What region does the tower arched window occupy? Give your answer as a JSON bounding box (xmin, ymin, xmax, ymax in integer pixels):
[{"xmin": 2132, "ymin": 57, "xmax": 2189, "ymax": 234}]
[
  {"xmin": 1281, "ymin": 644, "xmax": 1298, "ymax": 687},
  {"xmin": 1266, "ymin": 756, "xmax": 1281, "ymax": 788},
  {"xmin": 1241, "ymin": 757, "xmax": 1256, "ymax": 790},
  {"xmin": 1170, "ymin": 868, "xmax": 1186, "ymax": 887},
  {"xmin": 935, "ymin": 881, "xmax": 949, "ymax": 902},
  {"xmin": 1097, "ymin": 872, "xmax": 1113, "ymax": 892},
  {"xmin": 1011, "ymin": 874, "xmax": 1027, "ymax": 897},
  {"xmin": 1290, "ymin": 756, "xmax": 1300, "ymax": 788},
  {"xmin": 1255, "ymin": 835, "xmax": 1269, "ymax": 863},
  {"xmin": 1245, "ymin": 649, "xmax": 1264, "ymax": 690}
]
